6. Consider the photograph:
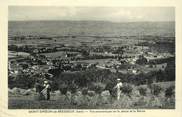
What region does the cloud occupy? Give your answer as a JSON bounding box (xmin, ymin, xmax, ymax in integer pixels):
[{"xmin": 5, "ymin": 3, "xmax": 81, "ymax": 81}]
[{"xmin": 9, "ymin": 7, "xmax": 175, "ymax": 22}]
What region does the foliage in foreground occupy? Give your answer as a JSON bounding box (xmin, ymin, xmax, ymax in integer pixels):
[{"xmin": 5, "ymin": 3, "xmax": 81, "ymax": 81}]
[{"xmin": 9, "ymin": 82, "xmax": 175, "ymax": 109}]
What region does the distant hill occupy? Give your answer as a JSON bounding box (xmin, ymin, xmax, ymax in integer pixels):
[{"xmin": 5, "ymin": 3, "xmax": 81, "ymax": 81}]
[{"xmin": 8, "ymin": 21, "xmax": 175, "ymax": 37}]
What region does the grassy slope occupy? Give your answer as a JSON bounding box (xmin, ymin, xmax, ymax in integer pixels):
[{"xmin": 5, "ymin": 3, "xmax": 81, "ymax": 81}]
[{"xmin": 8, "ymin": 81, "xmax": 175, "ymax": 109}]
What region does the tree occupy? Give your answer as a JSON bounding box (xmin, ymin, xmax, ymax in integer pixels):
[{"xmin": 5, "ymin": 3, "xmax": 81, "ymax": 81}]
[
  {"xmin": 81, "ymin": 50, "xmax": 89, "ymax": 57},
  {"xmin": 136, "ymin": 55, "xmax": 148, "ymax": 65}
]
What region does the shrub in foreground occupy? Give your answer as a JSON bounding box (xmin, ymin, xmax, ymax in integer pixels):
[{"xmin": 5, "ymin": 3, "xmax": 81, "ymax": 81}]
[
  {"xmin": 89, "ymin": 82, "xmax": 106, "ymax": 94},
  {"xmin": 59, "ymin": 83, "xmax": 68, "ymax": 95},
  {"xmin": 138, "ymin": 87, "xmax": 147, "ymax": 96},
  {"xmin": 149, "ymin": 84, "xmax": 163, "ymax": 96},
  {"xmin": 162, "ymin": 96, "xmax": 175, "ymax": 109},
  {"xmin": 112, "ymin": 94, "xmax": 133, "ymax": 108},
  {"xmin": 121, "ymin": 83, "xmax": 133, "ymax": 96},
  {"xmin": 82, "ymin": 88, "xmax": 88, "ymax": 95},
  {"xmin": 165, "ymin": 85, "xmax": 175, "ymax": 98},
  {"xmin": 69, "ymin": 83, "xmax": 78, "ymax": 94},
  {"xmin": 134, "ymin": 96, "xmax": 150, "ymax": 107},
  {"xmin": 105, "ymin": 82, "xmax": 116, "ymax": 97},
  {"xmin": 148, "ymin": 96, "xmax": 163, "ymax": 108}
]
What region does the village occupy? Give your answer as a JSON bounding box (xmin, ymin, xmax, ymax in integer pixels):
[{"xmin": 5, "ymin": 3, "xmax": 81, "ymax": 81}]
[
  {"xmin": 8, "ymin": 34, "xmax": 176, "ymax": 109},
  {"xmin": 8, "ymin": 35, "xmax": 175, "ymax": 82}
]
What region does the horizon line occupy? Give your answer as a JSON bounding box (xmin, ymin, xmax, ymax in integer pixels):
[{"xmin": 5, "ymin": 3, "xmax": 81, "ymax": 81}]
[{"xmin": 8, "ymin": 19, "xmax": 175, "ymax": 23}]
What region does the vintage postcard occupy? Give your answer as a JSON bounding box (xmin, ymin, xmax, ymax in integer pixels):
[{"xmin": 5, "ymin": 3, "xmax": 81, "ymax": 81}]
[{"xmin": 0, "ymin": 0, "xmax": 182, "ymax": 117}]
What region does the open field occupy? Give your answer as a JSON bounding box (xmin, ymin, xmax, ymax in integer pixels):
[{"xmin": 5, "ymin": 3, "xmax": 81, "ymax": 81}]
[{"xmin": 41, "ymin": 51, "xmax": 67, "ymax": 58}]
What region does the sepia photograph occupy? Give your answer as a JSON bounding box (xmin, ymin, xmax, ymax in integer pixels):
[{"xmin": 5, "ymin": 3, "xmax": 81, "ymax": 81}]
[{"xmin": 8, "ymin": 6, "xmax": 175, "ymax": 109}]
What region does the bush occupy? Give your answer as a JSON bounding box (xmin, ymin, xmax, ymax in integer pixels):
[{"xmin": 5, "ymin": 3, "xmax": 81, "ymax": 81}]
[
  {"xmin": 59, "ymin": 83, "xmax": 68, "ymax": 95},
  {"xmin": 65, "ymin": 91, "xmax": 72, "ymax": 103},
  {"xmin": 131, "ymin": 88, "xmax": 140, "ymax": 97},
  {"xmin": 121, "ymin": 83, "xmax": 133, "ymax": 95},
  {"xmin": 86, "ymin": 94, "xmax": 99, "ymax": 106},
  {"xmin": 109, "ymin": 88, "xmax": 117, "ymax": 98},
  {"xmin": 69, "ymin": 83, "xmax": 78, "ymax": 94},
  {"xmin": 105, "ymin": 82, "xmax": 115, "ymax": 91},
  {"xmin": 87, "ymin": 90, "xmax": 96, "ymax": 97},
  {"xmin": 149, "ymin": 84, "xmax": 163, "ymax": 96},
  {"xmin": 71, "ymin": 91, "xmax": 84, "ymax": 105},
  {"xmin": 82, "ymin": 88, "xmax": 88, "ymax": 95},
  {"xmin": 162, "ymin": 96, "xmax": 175, "ymax": 109},
  {"xmin": 148, "ymin": 96, "xmax": 163, "ymax": 108},
  {"xmin": 138, "ymin": 87, "xmax": 147, "ymax": 96},
  {"xmin": 112, "ymin": 94, "xmax": 133, "ymax": 108},
  {"xmin": 135, "ymin": 96, "xmax": 150, "ymax": 107},
  {"xmin": 165, "ymin": 86, "xmax": 175, "ymax": 98},
  {"xmin": 8, "ymin": 74, "xmax": 36, "ymax": 89},
  {"xmin": 100, "ymin": 90, "xmax": 111, "ymax": 104},
  {"xmin": 89, "ymin": 82, "xmax": 106, "ymax": 94}
]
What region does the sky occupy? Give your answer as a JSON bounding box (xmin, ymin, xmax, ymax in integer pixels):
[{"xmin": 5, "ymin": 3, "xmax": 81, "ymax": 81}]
[{"xmin": 9, "ymin": 7, "xmax": 175, "ymax": 22}]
